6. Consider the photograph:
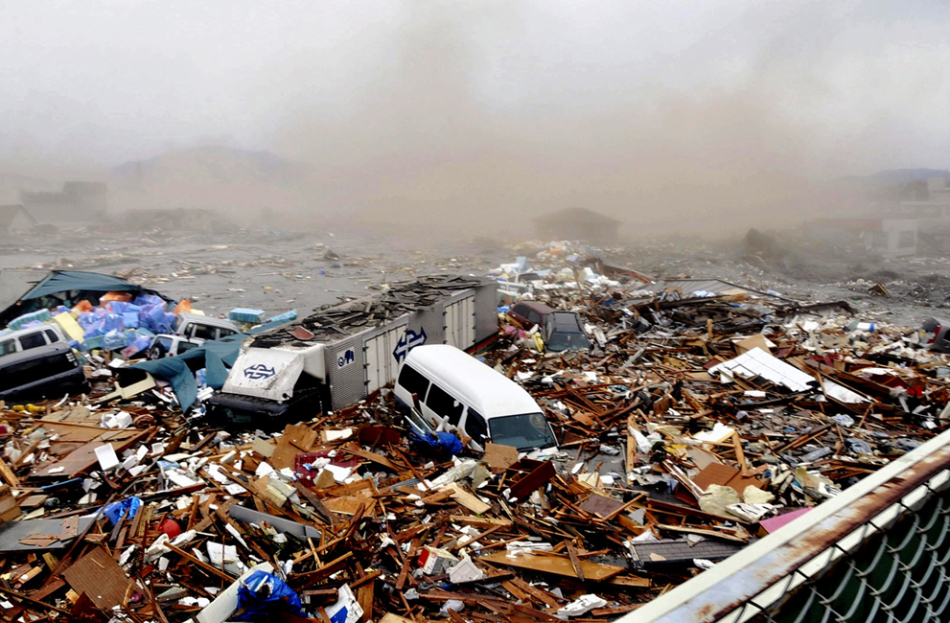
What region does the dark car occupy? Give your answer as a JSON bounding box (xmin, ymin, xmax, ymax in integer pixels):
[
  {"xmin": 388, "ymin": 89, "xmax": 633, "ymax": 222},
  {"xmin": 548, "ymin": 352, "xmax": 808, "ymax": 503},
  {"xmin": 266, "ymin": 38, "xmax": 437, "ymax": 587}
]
[
  {"xmin": 507, "ymin": 302, "xmax": 590, "ymax": 352},
  {"xmin": 507, "ymin": 301, "xmax": 554, "ymax": 330},
  {"xmin": 544, "ymin": 311, "xmax": 591, "ymax": 352},
  {"xmin": 0, "ymin": 342, "xmax": 90, "ymax": 403},
  {"xmin": 922, "ymin": 318, "xmax": 950, "ymax": 353}
]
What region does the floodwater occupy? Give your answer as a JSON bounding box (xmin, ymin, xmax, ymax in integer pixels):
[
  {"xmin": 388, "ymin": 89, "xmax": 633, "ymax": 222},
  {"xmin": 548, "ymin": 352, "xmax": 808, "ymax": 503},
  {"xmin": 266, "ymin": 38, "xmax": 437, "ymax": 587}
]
[{"xmin": 1, "ymin": 225, "xmax": 948, "ymax": 329}]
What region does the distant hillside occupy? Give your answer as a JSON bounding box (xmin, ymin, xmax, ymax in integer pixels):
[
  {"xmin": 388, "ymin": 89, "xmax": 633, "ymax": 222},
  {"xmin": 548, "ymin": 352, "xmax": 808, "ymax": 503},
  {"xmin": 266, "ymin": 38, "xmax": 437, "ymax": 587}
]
[
  {"xmin": 838, "ymin": 168, "xmax": 949, "ymax": 188},
  {"xmin": 113, "ymin": 145, "xmax": 309, "ymax": 188}
]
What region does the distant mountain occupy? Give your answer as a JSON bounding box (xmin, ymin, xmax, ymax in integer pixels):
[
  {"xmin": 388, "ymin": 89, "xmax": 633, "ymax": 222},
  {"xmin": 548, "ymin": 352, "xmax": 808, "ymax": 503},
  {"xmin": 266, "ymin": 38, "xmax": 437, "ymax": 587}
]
[
  {"xmin": 113, "ymin": 145, "xmax": 309, "ymax": 188},
  {"xmin": 838, "ymin": 168, "xmax": 949, "ymax": 188}
]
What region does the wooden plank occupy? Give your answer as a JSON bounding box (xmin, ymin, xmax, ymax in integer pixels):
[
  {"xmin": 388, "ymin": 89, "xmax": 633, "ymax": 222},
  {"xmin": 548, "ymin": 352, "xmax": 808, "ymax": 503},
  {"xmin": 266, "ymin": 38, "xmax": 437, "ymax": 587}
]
[
  {"xmin": 507, "ymin": 460, "xmax": 556, "ymax": 503},
  {"xmin": 444, "ymin": 483, "xmax": 490, "ymax": 515},
  {"xmin": 608, "ymin": 575, "xmax": 651, "ymax": 588},
  {"xmin": 32, "ymin": 430, "xmax": 146, "ymax": 479},
  {"xmin": 0, "ymin": 456, "xmax": 19, "ymax": 487},
  {"xmin": 164, "ymin": 542, "xmax": 236, "ymax": 584},
  {"xmin": 268, "ymin": 423, "xmax": 317, "ymax": 470},
  {"xmin": 448, "ymin": 516, "xmax": 512, "ymax": 529},
  {"xmin": 480, "ymin": 551, "xmax": 624, "ymax": 581},
  {"xmin": 63, "ymin": 546, "xmax": 135, "ymax": 611}
]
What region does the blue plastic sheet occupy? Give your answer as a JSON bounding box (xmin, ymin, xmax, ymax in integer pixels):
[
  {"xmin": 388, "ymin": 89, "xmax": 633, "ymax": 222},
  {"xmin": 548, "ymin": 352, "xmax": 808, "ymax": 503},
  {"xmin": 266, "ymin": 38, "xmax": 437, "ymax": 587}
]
[
  {"xmin": 235, "ymin": 570, "xmax": 304, "ymax": 620},
  {"xmin": 104, "ymin": 496, "xmax": 141, "ymax": 525},
  {"xmin": 128, "ymin": 334, "xmax": 245, "ymax": 412},
  {"xmin": 411, "ymin": 431, "xmax": 464, "ymax": 457}
]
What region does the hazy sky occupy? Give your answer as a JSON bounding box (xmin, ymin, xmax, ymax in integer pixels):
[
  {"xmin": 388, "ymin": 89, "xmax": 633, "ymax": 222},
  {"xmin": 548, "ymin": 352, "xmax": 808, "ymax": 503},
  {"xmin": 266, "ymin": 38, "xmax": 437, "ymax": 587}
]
[{"xmin": 1, "ymin": 0, "xmax": 948, "ymax": 174}]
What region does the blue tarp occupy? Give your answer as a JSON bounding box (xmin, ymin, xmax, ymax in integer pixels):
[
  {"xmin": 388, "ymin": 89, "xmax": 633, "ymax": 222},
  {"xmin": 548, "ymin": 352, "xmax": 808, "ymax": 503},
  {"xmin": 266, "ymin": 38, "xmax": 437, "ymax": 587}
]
[
  {"xmin": 104, "ymin": 497, "xmax": 141, "ymax": 525},
  {"xmin": 128, "ymin": 334, "xmax": 246, "ymax": 412},
  {"xmin": 235, "ymin": 570, "xmax": 304, "ymax": 620}
]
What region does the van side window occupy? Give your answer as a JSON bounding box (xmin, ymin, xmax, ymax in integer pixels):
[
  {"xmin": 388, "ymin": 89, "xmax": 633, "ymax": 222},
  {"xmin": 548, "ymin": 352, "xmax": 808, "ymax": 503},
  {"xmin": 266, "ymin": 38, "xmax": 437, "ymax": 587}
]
[
  {"xmin": 465, "ymin": 408, "xmax": 488, "ymax": 443},
  {"xmin": 45, "ymin": 329, "xmax": 59, "ymax": 344},
  {"xmin": 426, "ymin": 385, "xmax": 464, "ymax": 425},
  {"xmin": 0, "ymin": 340, "xmax": 15, "ymax": 356},
  {"xmin": 398, "ymin": 365, "xmax": 430, "ymax": 401},
  {"xmin": 19, "ymin": 332, "xmax": 47, "ymax": 351},
  {"xmin": 527, "ymin": 310, "xmax": 541, "ymax": 324},
  {"xmin": 218, "ymin": 328, "xmax": 237, "ymax": 339},
  {"xmin": 192, "ymin": 324, "xmax": 216, "ymax": 340}
]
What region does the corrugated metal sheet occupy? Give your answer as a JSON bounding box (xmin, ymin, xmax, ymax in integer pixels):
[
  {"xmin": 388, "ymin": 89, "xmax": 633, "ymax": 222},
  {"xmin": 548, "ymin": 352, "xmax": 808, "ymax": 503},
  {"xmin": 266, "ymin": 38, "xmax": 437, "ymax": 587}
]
[
  {"xmin": 710, "ymin": 347, "xmax": 816, "ymax": 392},
  {"xmin": 325, "ymin": 334, "xmax": 366, "ymax": 410}
]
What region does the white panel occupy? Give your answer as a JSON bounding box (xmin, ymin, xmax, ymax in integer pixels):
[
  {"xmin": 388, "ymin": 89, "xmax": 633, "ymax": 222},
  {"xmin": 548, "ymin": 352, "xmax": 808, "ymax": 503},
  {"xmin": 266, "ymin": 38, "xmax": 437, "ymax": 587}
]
[
  {"xmin": 445, "ymin": 301, "xmax": 460, "ymax": 348},
  {"xmin": 364, "ymin": 334, "xmax": 381, "ymax": 394},
  {"xmin": 463, "ymin": 295, "xmax": 475, "ymax": 347},
  {"xmin": 365, "ymin": 325, "xmax": 407, "ymax": 394},
  {"xmin": 444, "ymin": 295, "xmax": 476, "ymax": 349}
]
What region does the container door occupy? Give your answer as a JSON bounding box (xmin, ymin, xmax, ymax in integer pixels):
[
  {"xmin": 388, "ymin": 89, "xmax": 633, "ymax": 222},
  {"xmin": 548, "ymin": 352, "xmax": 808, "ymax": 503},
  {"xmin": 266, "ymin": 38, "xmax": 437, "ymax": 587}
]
[
  {"xmin": 364, "ymin": 325, "xmax": 405, "ymax": 394},
  {"xmin": 444, "ymin": 295, "xmax": 476, "ymax": 349}
]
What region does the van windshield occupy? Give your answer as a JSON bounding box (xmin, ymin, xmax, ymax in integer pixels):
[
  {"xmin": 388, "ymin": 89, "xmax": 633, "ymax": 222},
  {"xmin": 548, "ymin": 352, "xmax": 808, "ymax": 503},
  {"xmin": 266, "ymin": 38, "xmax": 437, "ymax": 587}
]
[{"xmin": 489, "ymin": 413, "xmax": 557, "ymax": 452}]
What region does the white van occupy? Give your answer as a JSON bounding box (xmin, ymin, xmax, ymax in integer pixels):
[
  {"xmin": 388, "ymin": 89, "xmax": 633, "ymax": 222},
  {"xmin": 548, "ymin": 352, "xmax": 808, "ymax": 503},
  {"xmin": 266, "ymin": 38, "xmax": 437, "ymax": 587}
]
[
  {"xmin": 393, "ymin": 344, "xmax": 558, "ymax": 454},
  {"xmin": 0, "ymin": 324, "xmax": 66, "ymax": 358}
]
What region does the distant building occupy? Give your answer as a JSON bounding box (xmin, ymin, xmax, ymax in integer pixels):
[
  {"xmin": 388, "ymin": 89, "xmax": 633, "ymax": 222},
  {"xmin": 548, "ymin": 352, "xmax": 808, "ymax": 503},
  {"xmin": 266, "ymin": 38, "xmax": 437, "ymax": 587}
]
[
  {"xmin": 805, "ymin": 216, "xmax": 918, "ymax": 257},
  {"xmin": 0, "ymin": 205, "xmax": 36, "ymax": 234},
  {"xmin": 21, "ymin": 182, "xmax": 107, "ymax": 223},
  {"xmin": 534, "ymin": 208, "xmax": 621, "ymax": 245}
]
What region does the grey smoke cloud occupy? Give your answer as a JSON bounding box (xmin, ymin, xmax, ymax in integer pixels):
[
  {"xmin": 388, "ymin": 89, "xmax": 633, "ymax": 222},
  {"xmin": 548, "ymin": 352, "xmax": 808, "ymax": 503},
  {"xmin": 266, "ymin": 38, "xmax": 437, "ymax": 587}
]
[{"xmin": 0, "ymin": 0, "xmax": 948, "ymax": 235}]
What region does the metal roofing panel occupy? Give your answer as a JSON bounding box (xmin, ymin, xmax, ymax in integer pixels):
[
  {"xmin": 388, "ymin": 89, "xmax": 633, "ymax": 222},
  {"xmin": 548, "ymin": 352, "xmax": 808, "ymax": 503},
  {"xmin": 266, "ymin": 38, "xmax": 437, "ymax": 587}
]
[{"xmin": 710, "ymin": 347, "xmax": 815, "ymax": 392}]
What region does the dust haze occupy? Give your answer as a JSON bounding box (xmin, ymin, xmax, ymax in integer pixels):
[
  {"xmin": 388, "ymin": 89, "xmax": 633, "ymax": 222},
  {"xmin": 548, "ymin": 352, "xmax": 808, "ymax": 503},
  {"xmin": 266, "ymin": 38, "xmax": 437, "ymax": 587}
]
[{"xmin": 1, "ymin": 1, "xmax": 948, "ymax": 240}]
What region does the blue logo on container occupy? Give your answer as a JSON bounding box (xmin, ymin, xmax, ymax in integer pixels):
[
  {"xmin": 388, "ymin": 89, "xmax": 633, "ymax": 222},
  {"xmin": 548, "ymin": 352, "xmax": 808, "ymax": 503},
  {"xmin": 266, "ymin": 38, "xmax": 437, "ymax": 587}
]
[
  {"xmin": 393, "ymin": 328, "xmax": 427, "ymax": 363},
  {"xmin": 243, "ymin": 364, "xmax": 276, "ymax": 380},
  {"xmin": 338, "ymin": 348, "xmax": 356, "ymax": 368}
]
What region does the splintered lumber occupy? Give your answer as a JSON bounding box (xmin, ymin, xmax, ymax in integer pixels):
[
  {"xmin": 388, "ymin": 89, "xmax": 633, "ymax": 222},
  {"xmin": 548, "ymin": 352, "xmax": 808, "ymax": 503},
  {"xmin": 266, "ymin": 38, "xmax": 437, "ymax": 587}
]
[
  {"xmin": 449, "ymin": 516, "xmax": 513, "ymax": 529},
  {"xmin": 480, "ymin": 551, "xmax": 624, "ymax": 581}
]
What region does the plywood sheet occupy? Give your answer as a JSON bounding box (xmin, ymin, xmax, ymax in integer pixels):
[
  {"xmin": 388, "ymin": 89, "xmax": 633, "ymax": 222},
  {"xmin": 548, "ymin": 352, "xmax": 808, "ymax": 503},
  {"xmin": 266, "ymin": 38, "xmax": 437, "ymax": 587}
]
[
  {"xmin": 481, "ymin": 551, "xmax": 624, "ymax": 581},
  {"xmin": 63, "ymin": 546, "xmax": 135, "ymax": 611}
]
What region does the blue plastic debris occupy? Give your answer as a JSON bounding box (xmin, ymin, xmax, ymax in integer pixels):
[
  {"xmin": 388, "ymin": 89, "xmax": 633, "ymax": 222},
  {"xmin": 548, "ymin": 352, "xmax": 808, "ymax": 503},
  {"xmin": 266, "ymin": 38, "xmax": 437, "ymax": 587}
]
[
  {"xmin": 104, "ymin": 496, "xmax": 142, "ymax": 525},
  {"xmin": 235, "ymin": 570, "xmax": 304, "ymax": 620},
  {"xmin": 262, "ymin": 309, "xmax": 297, "ymax": 325},
  {"xmin": 410, "ymin": 431, "xmax": 464, "ymax": 457},
  {"xmin": 229, "ymin": 308, "xmax": 266, "ymax": 324},
  {"xmin": 9, "ymin": 309, "xmax": 52, "ymax": 330}
]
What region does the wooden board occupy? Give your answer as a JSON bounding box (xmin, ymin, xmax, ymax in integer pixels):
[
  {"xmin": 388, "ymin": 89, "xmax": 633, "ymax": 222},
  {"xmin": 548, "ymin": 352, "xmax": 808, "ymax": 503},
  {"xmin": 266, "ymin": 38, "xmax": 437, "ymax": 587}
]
[
  {"xmin": 444, "ymin": 483, "xmax": 491, "ymax": 515},
  {"xmin": 63, "ymin": 546, "xmax": 135, "ymax": 611},
  {"xmin": 481, "ymin": 551, "xmax": 624, "ymax": 581},
  {"xmin": 507, "ymin": 460, "xmax": 556, "ymax": 503},
  {"xmin": 483, "ymin": 443, "xmax": 519, "ymax": 471},
  {"xmin": 269, "ymin": 423, "xmax": 318, "ymax": 470},
  {"xmin": 33, "ymin": 429, "xmax": 146, "ymax": 479},
  {"xmin": 692, "ymin": 463, "xmax": 764, "ymax": 497}
]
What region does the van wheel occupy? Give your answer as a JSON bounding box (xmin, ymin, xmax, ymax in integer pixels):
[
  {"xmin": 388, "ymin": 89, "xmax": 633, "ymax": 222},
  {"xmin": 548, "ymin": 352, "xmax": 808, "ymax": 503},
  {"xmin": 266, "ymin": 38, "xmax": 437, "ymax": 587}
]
[{"xmin": 147, "ymin": 344, "xmax": 166, "ymax": 360}]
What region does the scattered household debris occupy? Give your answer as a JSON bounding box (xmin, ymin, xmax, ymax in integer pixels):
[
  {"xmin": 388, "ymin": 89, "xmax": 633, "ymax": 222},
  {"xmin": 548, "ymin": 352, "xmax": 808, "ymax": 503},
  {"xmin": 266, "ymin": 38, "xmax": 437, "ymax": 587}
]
[{"xmin": 0, "ymin": 243, "xmax": 946, "ymax": 621}]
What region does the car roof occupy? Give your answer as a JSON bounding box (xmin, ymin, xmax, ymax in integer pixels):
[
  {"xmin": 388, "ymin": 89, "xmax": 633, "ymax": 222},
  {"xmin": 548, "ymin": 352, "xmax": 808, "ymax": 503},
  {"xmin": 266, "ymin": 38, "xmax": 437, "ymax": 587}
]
[
  {"xmin": 550, "ymin": 311, "xmax": 582, "ymax": 328},
  {"xmin": 0, "ymin": 342, "xmax": 72, "ymax": 366},
  {"xmin": 403, "ymin": 345, "xmax": 541, "ymax": 418},
  {"xmin": 0, "ymin": 324, "xmax": 60, "ymax": 340},
  {"xmin": 177, "ymin": 312, "xmax": 237, "ymax": 329},
  {"xmin": 516, "ymin": 301, "xmax": 553, "ymax": 315}
]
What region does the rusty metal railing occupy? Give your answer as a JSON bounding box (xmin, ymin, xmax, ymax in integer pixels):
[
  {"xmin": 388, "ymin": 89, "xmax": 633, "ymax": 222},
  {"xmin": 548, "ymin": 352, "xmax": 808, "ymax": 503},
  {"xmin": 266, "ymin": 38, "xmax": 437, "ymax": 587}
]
[{"xmin": 618, "ymin": 427, "xmax": 950, "ymax": 623}]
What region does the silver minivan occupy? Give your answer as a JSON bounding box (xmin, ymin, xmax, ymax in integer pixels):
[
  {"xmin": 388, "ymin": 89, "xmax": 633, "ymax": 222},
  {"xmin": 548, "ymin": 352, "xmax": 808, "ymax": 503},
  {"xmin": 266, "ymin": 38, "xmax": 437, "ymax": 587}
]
[{"xmin": 0, "ymin": 324, "xmax": 66, "ymax": 358}]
